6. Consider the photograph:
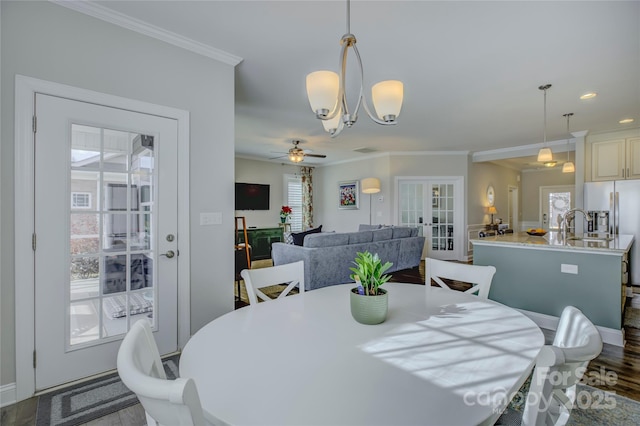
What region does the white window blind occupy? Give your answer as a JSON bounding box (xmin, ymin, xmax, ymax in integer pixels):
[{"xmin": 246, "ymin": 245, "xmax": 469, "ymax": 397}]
[
  {"xmin": 286, "ymin": 176, "xmax": 303, "ymax": 232},
  {"xmin": 72, "ymin": 192, "xmax": 91, "ymax": 209}
]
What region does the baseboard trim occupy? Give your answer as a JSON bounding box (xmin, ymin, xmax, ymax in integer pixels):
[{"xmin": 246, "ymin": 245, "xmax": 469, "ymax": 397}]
[
  {"xmin": 1, "ymin": 383, "xmax": 17, "ymax": 408},
  {"xmin": 517, "ymin": 308, "xmax": 625, "ymax": 347}
]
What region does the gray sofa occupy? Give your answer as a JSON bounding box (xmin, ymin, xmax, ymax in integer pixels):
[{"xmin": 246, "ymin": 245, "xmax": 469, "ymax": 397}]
[{"xmin": 271, "ymin": 227, "xmax": 425, "ymax": 291}]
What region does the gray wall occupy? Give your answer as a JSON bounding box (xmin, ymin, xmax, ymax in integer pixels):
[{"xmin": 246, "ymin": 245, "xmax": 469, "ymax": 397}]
[
  {"xmin": 235, "ymin": 158, "xmax": 301, "ymax": 228},
  {"xmin": 468, "ymin": 162, "xmax": 520, "ymax": 225},
  {"xmin": 1, "ymin": 1, "xmax": 235, "ymax": 386},
  {"xmin": 521, "ymin": 169, "xmax": 575, "ymax": 223},
  {"xmin": 314, "ymin": 155, "xmax": 392, "ymax": 232}
]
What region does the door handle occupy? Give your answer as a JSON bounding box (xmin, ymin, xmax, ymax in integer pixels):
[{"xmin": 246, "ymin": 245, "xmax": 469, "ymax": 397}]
[{"xmin": 160, "ymin": 250, "xmax": 175, "ymax": 259}]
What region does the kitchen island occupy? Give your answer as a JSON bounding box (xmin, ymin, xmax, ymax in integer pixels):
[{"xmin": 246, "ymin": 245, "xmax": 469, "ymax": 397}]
[{"xmin": 471, "ymin": 231, "xmax": 634, "ymax": 346}]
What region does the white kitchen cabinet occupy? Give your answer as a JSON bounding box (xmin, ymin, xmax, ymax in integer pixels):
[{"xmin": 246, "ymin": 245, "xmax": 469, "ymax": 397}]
[{"xmin": 592, "ymin": 137, "xmax": 640, "ymax": 181}]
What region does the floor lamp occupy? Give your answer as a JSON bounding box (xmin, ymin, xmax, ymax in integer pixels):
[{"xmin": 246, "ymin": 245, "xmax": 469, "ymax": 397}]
[{"xmin": 361, "ymin": 178, "xmax": 381, "ymax": 225}]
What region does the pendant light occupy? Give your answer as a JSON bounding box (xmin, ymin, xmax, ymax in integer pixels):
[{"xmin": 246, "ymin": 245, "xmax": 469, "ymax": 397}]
[
  {"xmin": 306, "ymin": 0, "xmax": 403, "ymax": 137},
  {"xmin": 562, "ymin": 113, "xmax": 575, "ymax": 173},
  {"xmin": 537, "ymin": 84, "xmax": 553, "ymax": 163}
]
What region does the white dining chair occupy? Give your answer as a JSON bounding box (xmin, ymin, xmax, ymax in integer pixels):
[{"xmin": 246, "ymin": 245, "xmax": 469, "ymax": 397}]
[
  {"xmin": 425, "ymin": 257, "xmax": 497, "ymax": 299},
  {"xmin": 117, "ymin": 320, "xmax": 212, "ymax": 426},
  {"xmin": 240, "ymin": 260, "xmax": 305, "ymax": 305},
  {"xmin": 521, "ymin": 305, "xmax": 603, "ymax": 426}
]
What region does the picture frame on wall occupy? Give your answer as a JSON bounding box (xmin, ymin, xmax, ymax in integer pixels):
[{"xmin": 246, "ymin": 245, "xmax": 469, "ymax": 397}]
[{"xmin": 338, "ymin": 180, "xmax": 359, "ymax": 209}]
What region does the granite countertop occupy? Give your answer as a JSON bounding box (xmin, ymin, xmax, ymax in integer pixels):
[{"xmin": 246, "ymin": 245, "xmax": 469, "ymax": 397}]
[{"xmin": 471, "ymin": 231, "xmax": 634, "ymax": 255}]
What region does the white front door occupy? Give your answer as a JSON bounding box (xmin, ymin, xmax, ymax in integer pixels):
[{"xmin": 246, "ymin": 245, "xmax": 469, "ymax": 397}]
[
  {"xmin": 540, "ymin": 185, "xmax": 575, "ymax": 231},
  {"xmin": 398, "ymin": 177, "xmax": 463, "ymax": 260},
  {"xmin": 34, "ymin": 94, "xmax": 179, "ymax": 390}
]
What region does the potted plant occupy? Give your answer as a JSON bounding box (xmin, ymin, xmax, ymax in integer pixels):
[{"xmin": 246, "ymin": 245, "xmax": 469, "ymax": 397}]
[
  {"xmin": 349, "ymin": 251, "xmax": 393, "ymax": 325},
  {"xmin": 280, "ymin": 205, "xmax": 292, "ymax": 223}
]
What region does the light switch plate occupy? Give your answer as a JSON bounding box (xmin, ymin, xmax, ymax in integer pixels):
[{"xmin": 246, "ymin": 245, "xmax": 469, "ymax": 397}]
[
  {"xmin": 200, "ymin": 212, "xmax": 222, "ymax": 226},
  {"xmin": 561, "ymin": 264, "xmax": 578, "ymax": 274}
]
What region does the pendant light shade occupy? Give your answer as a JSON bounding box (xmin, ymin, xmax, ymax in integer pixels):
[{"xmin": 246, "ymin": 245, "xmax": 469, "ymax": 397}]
[
  {"xmin": 537, "ymin": 148, "xmax": 553, "ymax": 162},
  {"xmin": 306, "ymin": 71, "xmax": 340, "ymax": 116},
  {"xmin": 372, "ymin": 80, "xmax": 404, "ymax": 122},
  {"xmin": 562, "ymin": 113, "xmax": 575, "ymax": 173},
  {"xmin": 537, "ymin": 84, "xmax": 553, "ymax": 163},
  {"xmin": 562, "ymin": 162, "xmax": 575, "ymax": 173}
]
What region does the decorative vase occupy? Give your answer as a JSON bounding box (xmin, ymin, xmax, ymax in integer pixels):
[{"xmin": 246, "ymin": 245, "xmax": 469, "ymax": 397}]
[
  {"xmin": 350, "ymin": 287, "xmax": 388, "ymax": 325},
  {"xmin": 280, "ymin": 216, "xmax": 286, "ymax": 223}
]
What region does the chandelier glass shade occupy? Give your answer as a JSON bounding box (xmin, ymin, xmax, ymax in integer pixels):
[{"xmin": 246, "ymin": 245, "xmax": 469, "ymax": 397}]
[
  {"xmin": 306, "ymin": 0, "xmax": 403, "ymax": 137},
  {"xmin": 562, "ymin": 112, "xmax": 575, "ymax": 173},
  {"xmin": 537, "ymin": 84, "xmax": 553, "ymax": 163}
]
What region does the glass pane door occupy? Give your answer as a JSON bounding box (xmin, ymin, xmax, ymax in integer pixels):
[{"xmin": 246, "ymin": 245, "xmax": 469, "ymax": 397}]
[
  {"xmin": 399, "ymin": 182, "xmax": 424, "ymax": 235},
  {"xmin": 69, "ymin": 125, "xmax": 156, "ymax": 348},
  {"xmin": 430, "ymin": 183, "xmax": 455, "ymax": 255}
]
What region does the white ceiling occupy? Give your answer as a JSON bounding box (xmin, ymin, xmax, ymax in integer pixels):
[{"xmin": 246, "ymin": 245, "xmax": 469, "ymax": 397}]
[{"xmin": 87, "ymin": 0, "xmax": 639, "ymax": 169}]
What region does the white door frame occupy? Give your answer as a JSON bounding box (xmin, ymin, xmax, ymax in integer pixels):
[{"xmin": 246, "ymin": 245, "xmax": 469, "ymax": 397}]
[
  {"xmin": 14, "ymin": 75, "xmax": 191, "ymax": 400},
  {"xmin": 508, "ymin": 185, "xmax": 519, "ymax": 231}
]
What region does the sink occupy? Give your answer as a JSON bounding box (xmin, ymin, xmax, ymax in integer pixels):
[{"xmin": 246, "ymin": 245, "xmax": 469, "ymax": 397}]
[{"xmin": 567, "ymin": 234, "xmax": 614, "ymax": 242}]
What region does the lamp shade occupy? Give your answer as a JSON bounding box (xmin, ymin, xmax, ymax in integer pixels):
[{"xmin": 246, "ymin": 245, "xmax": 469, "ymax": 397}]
[
  {"xmin": 372, "ymin": 80, "xmax": 403, "ymax": 121},
  {"xmin": 487, "ymin": 206, "xmax": 498, "ymax": 215},
  {"xmin": 562, "ymin": 161, "xmax": 575, "ymax": 173},
  {"xmin": 537, "ymin": 147, "xmax": 553, "ymax": 162},
  {"xmin": 306, "ymin": 71, "xmax": 339, "ymax": 115},
  {"xmin": 361, "ymin": 177, "xmax": 381, "ymax": 194}
]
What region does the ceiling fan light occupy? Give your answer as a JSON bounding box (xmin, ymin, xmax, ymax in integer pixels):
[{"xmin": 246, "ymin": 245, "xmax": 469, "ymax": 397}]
[
  {"xmin": 537, "ymin": 147, "xmax": 553, "ymax": 162},
  {"xmin": 306, "ymin": 70, "xmax": 339, "ymax": 117},
  {"xmin": 562, "ymin": 161, "xmax": 575, "ymax": 173},
  {"xmin": 372, "ymin": 80, "xmax": 403, "ymax": 122}
]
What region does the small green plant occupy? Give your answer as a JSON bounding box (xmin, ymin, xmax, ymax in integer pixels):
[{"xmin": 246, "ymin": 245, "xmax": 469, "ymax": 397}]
[{"xmin": 349, "ymin": 251, "xmax": 393, "ymax": 296}]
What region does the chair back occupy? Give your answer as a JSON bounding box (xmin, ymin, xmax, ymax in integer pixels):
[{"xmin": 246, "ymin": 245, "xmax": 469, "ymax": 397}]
[
  {"xmin": 117, "ymin": 320, "xmax": 208, "ymax": 426},
  {"xmin": 240, "ymin": 260, "xmax": 305, "ymax": 305},
  {"xmin": 425, "ymin": 258, "xmax": 496, "ymax": 299},
  {"xmin": 522, "ymin": 306, "xmax": 603, "ymax": 426}
]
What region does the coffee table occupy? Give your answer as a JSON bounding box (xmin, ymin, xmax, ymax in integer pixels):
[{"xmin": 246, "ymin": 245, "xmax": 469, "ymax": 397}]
[{"xmin": 180, "ymin": 283, "xmax": 544, "ymax": 425}]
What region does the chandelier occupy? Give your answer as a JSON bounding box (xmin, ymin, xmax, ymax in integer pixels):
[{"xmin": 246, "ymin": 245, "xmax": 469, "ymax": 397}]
[
  {"xmin": 306, "ymin": 0, "xmax": 404, "ymax": 137},
  {"xmin": 537, "ymin": 84, "xmax": 553, "ymax": 163},
  {"xmin": 562, "ymin": 113, "xmax": 575, "ymax": 173}
]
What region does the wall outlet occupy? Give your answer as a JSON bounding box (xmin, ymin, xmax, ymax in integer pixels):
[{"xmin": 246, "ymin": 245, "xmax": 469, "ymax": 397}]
[
  {"xmin": 561, "ymin": 264, "xmax": 578, "ymax": 274},
  {"xmin": 200, "ymin": 212, "xmax": 222, "ymax": 226}
]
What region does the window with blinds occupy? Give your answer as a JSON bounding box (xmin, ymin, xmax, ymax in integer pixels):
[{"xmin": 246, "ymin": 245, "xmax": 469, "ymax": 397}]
[{"xmin": 285, "ymin": 175, "xmax": 303, "ymax": 232}]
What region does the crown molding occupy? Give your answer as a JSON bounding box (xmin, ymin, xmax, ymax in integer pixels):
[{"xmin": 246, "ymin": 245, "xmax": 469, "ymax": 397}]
[
  {"xmin": 50, "ymin": 0, "xmax": 243, "ymax": 66},
  {"xmin": 471, "ymin": 133, "xmax": 586, "ymax": 163}
]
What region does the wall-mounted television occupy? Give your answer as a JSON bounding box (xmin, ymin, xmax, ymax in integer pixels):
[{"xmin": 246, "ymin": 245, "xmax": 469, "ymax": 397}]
[{"xmin": 235, "ymin": 182, "xmax": 270, "ymax": 210}]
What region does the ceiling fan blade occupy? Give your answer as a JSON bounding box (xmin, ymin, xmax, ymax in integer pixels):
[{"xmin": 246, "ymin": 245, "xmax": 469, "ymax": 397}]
[
  {"xmin": 304, "ymin": 153, "xmax": 327, "ymax": 158},
  {"xmin": 268, "ymin": 154, "xmax": 288, "ymax": 160}
]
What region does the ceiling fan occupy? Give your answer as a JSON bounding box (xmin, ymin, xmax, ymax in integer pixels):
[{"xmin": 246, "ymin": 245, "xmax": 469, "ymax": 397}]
[{"xmin": 270, "ymin": 140, "xmax": 327, "ymax": 163}]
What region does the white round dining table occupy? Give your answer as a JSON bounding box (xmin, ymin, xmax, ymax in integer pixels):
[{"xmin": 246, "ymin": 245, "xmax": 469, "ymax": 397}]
[{"xmin": 180, "ymin": 283, "xmax": 544, "ymax": 426}]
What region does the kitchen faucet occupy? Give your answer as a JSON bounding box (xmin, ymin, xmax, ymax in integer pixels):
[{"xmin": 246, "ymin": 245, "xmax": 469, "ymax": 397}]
[{"xmin": 560, "ymin": 208, "xmax": 592, "ymax": 241}]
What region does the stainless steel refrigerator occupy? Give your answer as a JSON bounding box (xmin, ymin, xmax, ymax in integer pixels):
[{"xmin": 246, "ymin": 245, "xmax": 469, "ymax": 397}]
[{"xmin": 584, "ymin": 180, "xmax": 640, "ymax": 286}]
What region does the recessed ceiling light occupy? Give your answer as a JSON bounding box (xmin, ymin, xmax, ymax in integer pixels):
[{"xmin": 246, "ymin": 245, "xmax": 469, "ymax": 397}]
[
  {"xmin": 580, "ymin": 92, "xmax": 597, "ymax": 100},
  {"xmin": 544, "ymin": 161, "xmax": 557, "ymax": 168},
  {"xmin": 619, "ymin": 118, "xmax": 635, "ymax": 124}
]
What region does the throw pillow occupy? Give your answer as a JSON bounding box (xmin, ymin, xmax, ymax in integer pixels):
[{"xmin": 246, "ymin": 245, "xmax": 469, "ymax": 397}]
[{"xmin": 291, "ymin": 225, "xmax": 323, "ymax": 246}]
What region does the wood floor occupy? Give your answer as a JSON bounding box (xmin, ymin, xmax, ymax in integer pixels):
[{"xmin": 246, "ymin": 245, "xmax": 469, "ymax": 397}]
[{"xmin": 5, "ymin": 261, "xmax": 640, "ymax": 425}]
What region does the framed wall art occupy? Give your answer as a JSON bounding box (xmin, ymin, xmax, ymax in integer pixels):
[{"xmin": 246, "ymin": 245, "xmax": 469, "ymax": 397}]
[{"xmin": 338, "ymin": 180, "xmax": 359, "ymax": 209}]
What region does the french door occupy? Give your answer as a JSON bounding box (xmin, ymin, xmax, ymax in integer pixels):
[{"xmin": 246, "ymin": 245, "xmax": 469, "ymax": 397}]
[
  {"xmin": 34, "ymin": 94, "xmax": 179, "ymax": 390},
  {"xmin": 540, "ymin": 185, "xmax": 575, "ymax": 231},
  {"xmin": 398, "ymin": 177, "xmax": 463, "ymax": 260}
]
